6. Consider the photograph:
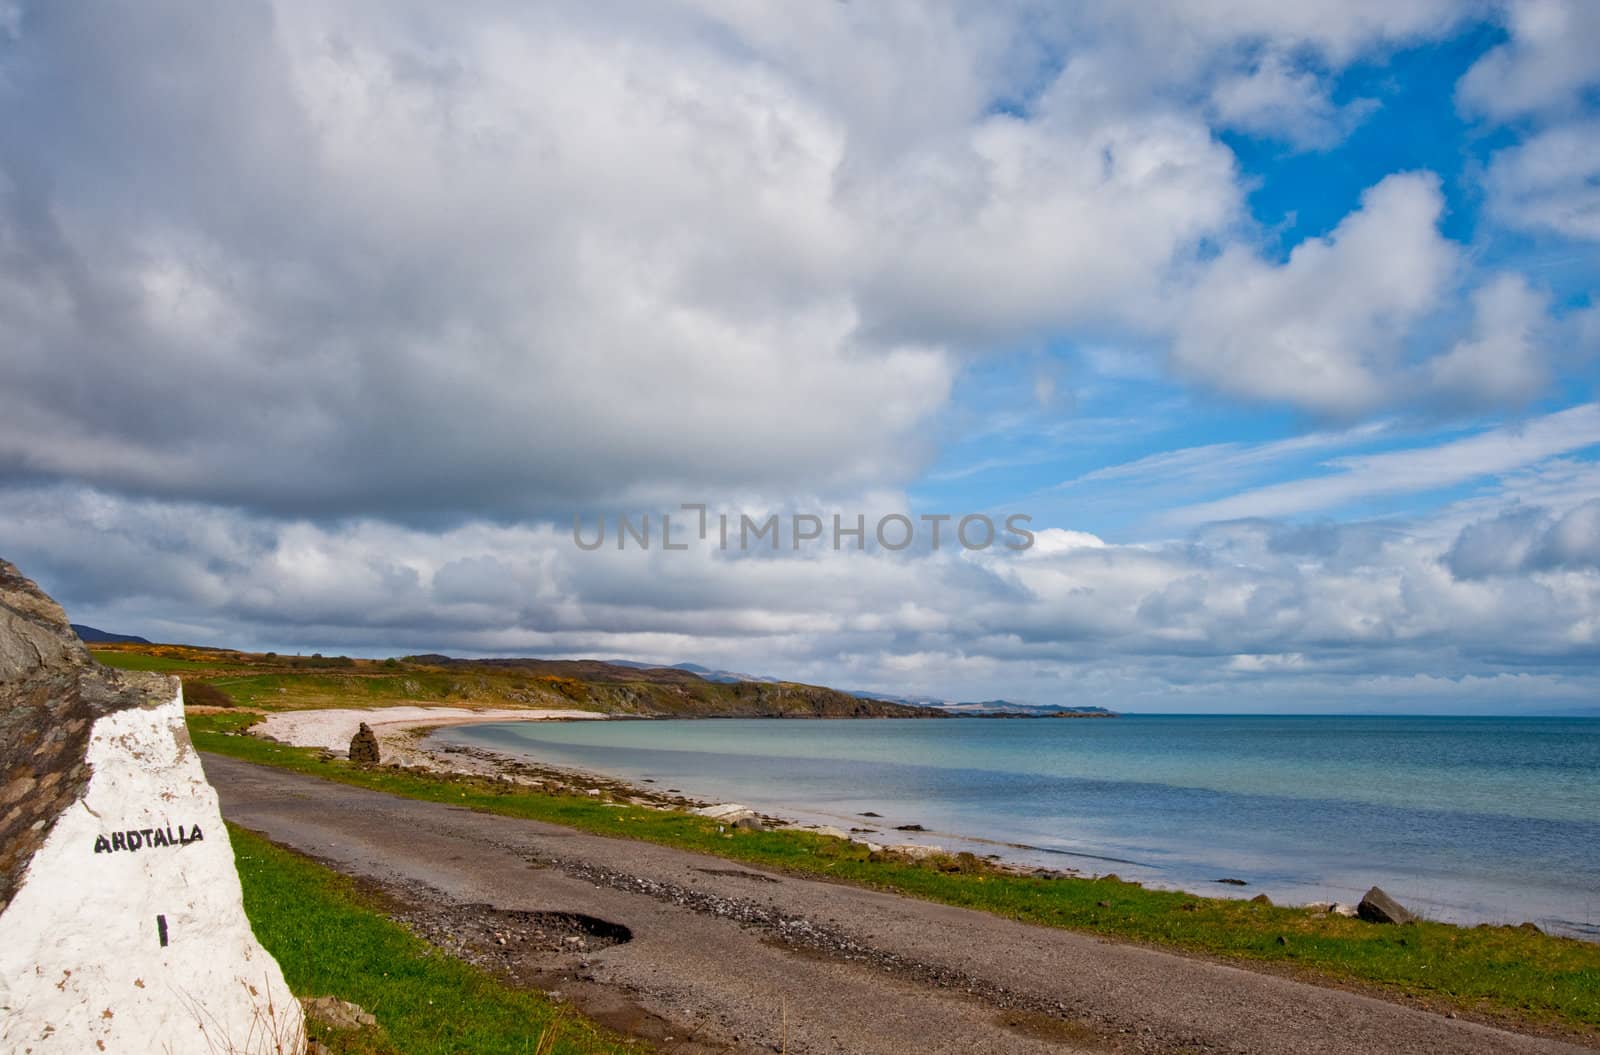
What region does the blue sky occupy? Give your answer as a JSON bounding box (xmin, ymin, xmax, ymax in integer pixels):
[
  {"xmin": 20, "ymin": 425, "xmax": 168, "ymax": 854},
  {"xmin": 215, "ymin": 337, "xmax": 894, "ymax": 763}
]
[
  {"xmin": 1, "ymin": 1, "xmax": 1598, "ymax": 712},
  {"xmin": 917, "ymin": 22, "xmax": 1597, "ymax": 546}
]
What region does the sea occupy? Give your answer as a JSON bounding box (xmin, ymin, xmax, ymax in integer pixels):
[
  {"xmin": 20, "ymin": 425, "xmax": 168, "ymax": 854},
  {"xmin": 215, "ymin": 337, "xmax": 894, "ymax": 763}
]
[{"xmin": 429, "ymin": 715, "xmax": 1600, "ymax": 939}]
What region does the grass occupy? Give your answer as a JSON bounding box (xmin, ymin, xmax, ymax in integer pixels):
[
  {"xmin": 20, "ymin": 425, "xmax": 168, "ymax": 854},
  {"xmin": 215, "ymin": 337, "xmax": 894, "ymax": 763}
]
[
  {"xmin": 92, "ymin": 637, "xmax": 922, "ymax": 717},
  {"xmin": 93, "ymin": 648, "xmax": 218, "ymax": 672},
  {"xmin": 230, "ymin": 823, "xmax": 638, "ymax": 1055},
  {"xmin": 192, "ymin": 711, "xmax": 1600, "ymax": 1039},
  {"xmin": 204, "ymin": 670, "xmax": 605, "ymax": 712}
]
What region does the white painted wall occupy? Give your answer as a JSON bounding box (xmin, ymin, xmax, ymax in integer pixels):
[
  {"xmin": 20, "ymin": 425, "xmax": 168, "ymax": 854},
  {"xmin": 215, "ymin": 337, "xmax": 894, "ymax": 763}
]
[{"xmin": 0, "ymin": 685, "xmax": 303, "ymax": 1054}]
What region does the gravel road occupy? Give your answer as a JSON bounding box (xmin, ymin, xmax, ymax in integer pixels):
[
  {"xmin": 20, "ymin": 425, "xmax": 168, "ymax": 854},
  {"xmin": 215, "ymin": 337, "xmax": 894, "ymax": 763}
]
[{"xmin": 204, "ymin": 754, "xmax": 1596, "ymax": 1055}]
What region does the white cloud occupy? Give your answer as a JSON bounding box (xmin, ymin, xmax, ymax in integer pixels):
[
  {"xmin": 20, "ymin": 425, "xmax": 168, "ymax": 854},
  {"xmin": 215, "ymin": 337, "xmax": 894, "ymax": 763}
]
[
  {"xmin": 1168, "ymin": 403, "xmax": 1600, "ymax": 524},
  {"xmin": 1427, "ymin": 273, "xmax": 1551, "ymax": 406},
  {"xmin": 1068, "ymin": 421, "xmax": 1392, "ymax": 489},
  {"xmin": 1484, "ymin": 120, "xmax": 1600, "ymax": 242},
  {"xmin": 848, "ymin": 56, "xmax": 1241, "ymax": 343},
  {"xmin": 1171, "ymin": 173, "xmax": 1457, "ymax": 414},
  {"xmin": 1209, "ymin": 52, "xmax": 1379, "ymax": 150},
  {"xmin": 1457, "ymin": 0, "xmax": 1600, "ymax": 120}
]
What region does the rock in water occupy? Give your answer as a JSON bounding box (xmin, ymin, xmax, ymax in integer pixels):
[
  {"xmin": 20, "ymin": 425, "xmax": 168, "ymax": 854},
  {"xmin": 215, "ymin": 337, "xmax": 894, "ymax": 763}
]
[
  {"xmin": 1356, "ymin": 886, "xmax": 1414, "ymax": 925},
  {"xmin": 348, "ymin": 722, "xmax": 381, "ymax": 765},
  {"xmin": 0, "ymin": 560, "xmax": 303, "ymax": 1053}
]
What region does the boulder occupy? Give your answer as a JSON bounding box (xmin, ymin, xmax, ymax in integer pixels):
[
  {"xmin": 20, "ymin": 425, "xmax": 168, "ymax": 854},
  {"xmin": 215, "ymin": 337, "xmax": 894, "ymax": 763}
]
[
  {"xmin": 303, "ymin": 996, "xmax": 377, "ymax": 1031},
  {"xmin": 348, "ymin": 722, "xmax": 380, "ymax": 765},
  {"xmin": 1357, "ymin": 886, "xmax": 1414, "ymax": 925},
  {"xmin": 694, "ymin": 803, "xmax": 759, "ymax": 823},
  {"xmin": 0, "ymin": 560, "xmax": 302, "ymax": 1053},
  {"xmin": 888, "ymin": 843, "xmax": 946, "ymax": 860}
]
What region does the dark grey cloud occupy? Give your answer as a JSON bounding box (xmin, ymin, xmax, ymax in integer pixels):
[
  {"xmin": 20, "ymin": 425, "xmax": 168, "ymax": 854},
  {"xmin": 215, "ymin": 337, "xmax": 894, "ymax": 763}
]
[
  {"xmin": 1447, "ymin": 500, "xmax": 1600, "ymax": 578},
  {"xmin": 1, "ymin": 0, "xmax": 961, "ymax": 521},
  {"xmin": 3, "ymin": 479, "xmax": 1597, "ymax": 711}
]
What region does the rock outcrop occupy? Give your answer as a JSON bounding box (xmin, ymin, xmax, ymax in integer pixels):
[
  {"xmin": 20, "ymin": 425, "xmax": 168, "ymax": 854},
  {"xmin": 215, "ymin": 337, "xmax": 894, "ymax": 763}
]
[
  {"xmin": 0, "ymin": 560, "xmax": 303, "ymax": 1053},
  {"xmin": 1357, "ymin": 885, "xmax": 1414, "ymax": 925},
  {"xmin": 348, "ymin": 721, "xmax": 381, "ymax": 765}
]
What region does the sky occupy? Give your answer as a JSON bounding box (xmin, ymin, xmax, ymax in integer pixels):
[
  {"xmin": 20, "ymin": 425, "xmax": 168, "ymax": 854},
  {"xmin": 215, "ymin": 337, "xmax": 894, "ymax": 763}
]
[{"xmin": 1, "ymin": 1, "xmax": 1598, "ymax": 713}]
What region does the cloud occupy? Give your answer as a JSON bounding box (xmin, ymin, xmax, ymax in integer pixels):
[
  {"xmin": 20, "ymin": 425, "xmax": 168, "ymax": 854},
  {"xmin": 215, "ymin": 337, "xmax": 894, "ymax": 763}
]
[
  {"xmin": 846, "ymin": 55, "xmax": 1241, "ymax": 344},
  {"xmin": 0, "ymin": 1, "xmax": 968, "ymax": 519},
  {"xmin": 1168, "ymin": 403, "xmax": 1600, "ymax": 524},
  {"xmin": 1427, "ymin": 273, "xmax": 1551, "ymax": 407},
  {"xmin": 0, "ymin": 0, "xmax": 1313, "ymax": 517},
  {"xmin": 1171, "ymin": 173, "xmax": 1457, "ymax": 414},
  {"xmin": 1067, "ymin": 421, "xmax": 1392, "ymax": 489},
  {"xmin": 1457, "ymin": 0, "xmax": 1600, "ymax": 120},
  {"xmin": 1443, "ymin": 506, "xmax": 1550, "ymax": 577},
  {"xmin": 0, "ymin": 1, "xmax": 1516, "ymax": 522},
  {"xmin": 1447, "ymin": 498, "xmax": 1600, "ymax": 577},
  {"xmin": 6, "ymin": 467, "xmax": 1600, "ymax": 712},
  {"xmin": 1208, "ymin": 52, "xmax": 1379, "ymax": 150},
  {"xmin": 1484, "ymin": 120, "xmax": 1600, "ymax": 242}
]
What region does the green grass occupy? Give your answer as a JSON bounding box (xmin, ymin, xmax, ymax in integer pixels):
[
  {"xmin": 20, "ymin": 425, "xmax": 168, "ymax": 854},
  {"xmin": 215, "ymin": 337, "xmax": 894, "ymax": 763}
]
[
  {"xmin": 194, "ymin": 712, "xmax": 1600, "ymax": 1040},
  {"xmin": 92, "ymin": 648, "xmax": 215, "ymax": 672},
  {"xmin": 203, "ymin": 670, "xmax": 604, "ymax": 712},
  {"xmin": 230, "ymin": 823, "xmax": 638, "ymax": 1054}
]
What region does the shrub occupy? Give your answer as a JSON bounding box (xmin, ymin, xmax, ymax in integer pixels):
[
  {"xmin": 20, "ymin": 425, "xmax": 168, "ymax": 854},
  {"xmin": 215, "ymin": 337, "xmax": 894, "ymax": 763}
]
[{"xmin": 181, "ymin": 679, "xmax": 235, "ymax": 708}]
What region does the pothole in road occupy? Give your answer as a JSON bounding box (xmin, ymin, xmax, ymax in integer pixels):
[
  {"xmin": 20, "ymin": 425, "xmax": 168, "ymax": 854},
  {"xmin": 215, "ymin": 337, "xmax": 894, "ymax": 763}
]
[
  {"xmin": 392, "ymin": 898, "xmax": 632, "ymax": 963},
  {"xmin": 694, "ymin": 867, "xmax": 781, "ymax": 883}
]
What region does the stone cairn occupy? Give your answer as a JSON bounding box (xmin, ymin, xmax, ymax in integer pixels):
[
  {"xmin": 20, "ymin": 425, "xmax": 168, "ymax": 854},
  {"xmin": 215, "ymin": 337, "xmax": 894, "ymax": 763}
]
[
  {"xmin": 349, "ymin": 721, "xmax": 381, "ymax": 765},
  {"xmin": 0, "ymin": 559, "xmax": 304, "ymax": 1053}
]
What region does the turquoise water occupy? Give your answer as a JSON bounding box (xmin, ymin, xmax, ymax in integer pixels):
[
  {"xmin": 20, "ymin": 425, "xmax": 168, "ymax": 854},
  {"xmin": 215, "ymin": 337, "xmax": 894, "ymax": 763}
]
[{"xmin": 432, "ymin": 716, "xmax": 1600, "ymax": 937}]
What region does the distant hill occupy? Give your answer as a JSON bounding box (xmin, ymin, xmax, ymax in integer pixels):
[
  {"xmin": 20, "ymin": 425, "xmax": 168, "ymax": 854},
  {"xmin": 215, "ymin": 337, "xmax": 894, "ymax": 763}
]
[
  {"xmin": 850, "ymin": 689, "xmax": 1114, "ymax": 716},
  {"xmin": 610, "ymin": 659, "xmax": 1117, "ymax": 715},
  {"xmin": 72, "ymin": 625, "xmax": 151, "ymax": 645},
  {"xmin": 606, "ymin": 659, "xmax": 781, "ymax": 684},
  {"xmin": 401, "ymin": 654, "xmax": 946, "ymax": 718}
]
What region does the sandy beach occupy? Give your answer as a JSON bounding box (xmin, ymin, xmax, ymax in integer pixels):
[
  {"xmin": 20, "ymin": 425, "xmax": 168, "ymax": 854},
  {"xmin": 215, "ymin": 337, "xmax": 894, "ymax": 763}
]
[{"xmin": 251, "ymin": 705, "xmax": 607, "ymax": 772}]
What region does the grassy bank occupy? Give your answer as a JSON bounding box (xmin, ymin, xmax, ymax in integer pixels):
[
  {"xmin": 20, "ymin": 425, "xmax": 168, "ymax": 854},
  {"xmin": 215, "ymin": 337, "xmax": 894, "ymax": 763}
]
[
  {"xmin": 91, "ymin": 640, "xmax": 931, "ymax": 716},
  {"xmin": 193, "ymin": 711, "xmax": 1600, "ymax": 1039},
  {"xmin": 230, "ymin": 823, "xmax": 638, "ymax": 1054}
]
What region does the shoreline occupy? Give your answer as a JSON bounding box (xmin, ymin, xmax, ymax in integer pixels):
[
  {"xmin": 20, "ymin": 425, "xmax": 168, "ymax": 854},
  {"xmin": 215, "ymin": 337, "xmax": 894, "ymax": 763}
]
[
  {"xmin": 420, "ymin": 724, "xmax": 1286, "ymax": 896},
  {"xmin": 251, "ymin": 705, "xmax": 1100, "ymax": 880},
  {"xmin": 250, "ymin": 706, "xmax": 1355, "ymax": 905},
  {"xmin": 249, "ymin": 706, "xmax": 1596, "ymax": 938},
  {"xmin": 420, "ymin": 716, "xmax": 1600, "ymax": 938}
]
